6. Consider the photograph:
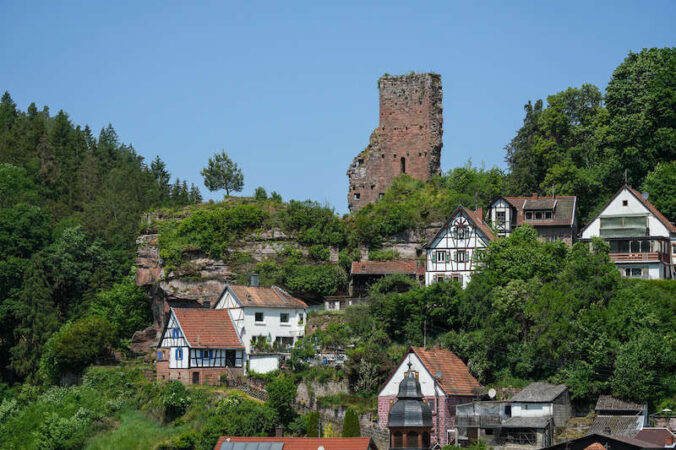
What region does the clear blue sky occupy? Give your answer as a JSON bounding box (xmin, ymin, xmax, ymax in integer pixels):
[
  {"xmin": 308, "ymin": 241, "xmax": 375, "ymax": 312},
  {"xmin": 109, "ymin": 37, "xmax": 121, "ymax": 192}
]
[{"xmin": 1, "ymin": 1, "xmax": 674, "ymax": 213}]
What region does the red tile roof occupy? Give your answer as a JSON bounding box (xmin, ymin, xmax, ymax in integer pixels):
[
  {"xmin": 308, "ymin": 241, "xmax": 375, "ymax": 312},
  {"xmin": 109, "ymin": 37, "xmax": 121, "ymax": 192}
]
[
  {"xmin": 424, "ymin": 205, "xmax": 495, "ymax": 248},
  {"xmin": 172, "ymin": 308, "xmax": 243, "ymax": 349},
  {"xmin": 214, "ymin": 437, "xmax": 376, "ymax": 450},
  {"xmin": 635, "ymin": 428, "xmax": 676, "ymax": 447},
  {"xmin": 412, "ymin": 346, "xmax": 483, "ymax": 396},
  {"xmin": 465, "ymin": 207, "xmax": 496, "ymax": 241},
  {"xmin": 351, "ymin": 260, "xmax": 424, "ymax": 276},
  {"xmin": 228, "ymin": 285, "xmax": 308, "ymax": 309}
]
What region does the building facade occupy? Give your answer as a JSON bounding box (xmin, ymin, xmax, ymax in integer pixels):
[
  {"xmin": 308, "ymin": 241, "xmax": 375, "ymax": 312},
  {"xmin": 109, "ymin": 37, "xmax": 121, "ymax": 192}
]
[
  {"xmin": 379, "ymin": 346, "xmax": 482, "ymax": 447},
  {"xmin": 156, "ymin": 307, "xmax": 244, "ymax": 385},
  {"xmin": 214, "ymin": 284, "xmax": 307, "ymax": 373},
  {"xmin": 579, "ymin": 185, "xmax": 675, "ymax": 280},
  {"xmin": 425, "ymin": 206, "xmax": 495, "ymax": 287},
  {"xmin": 347, "ymin": 73, "xmax": 443, "ymax": 212},
  {"xmin": 488, "ymin": 194, "xmax": 577, "ymax": 245}
]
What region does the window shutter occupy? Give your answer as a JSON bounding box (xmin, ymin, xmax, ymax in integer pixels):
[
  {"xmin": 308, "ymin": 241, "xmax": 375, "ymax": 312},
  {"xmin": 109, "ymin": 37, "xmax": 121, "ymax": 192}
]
[{"xmin": 432, "ymin": 252, "xmax": 437, "ymax": 263}]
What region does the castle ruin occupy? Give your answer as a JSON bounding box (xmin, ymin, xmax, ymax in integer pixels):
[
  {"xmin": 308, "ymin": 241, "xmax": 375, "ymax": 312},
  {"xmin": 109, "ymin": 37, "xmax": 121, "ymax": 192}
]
[{"xmin": 347, "ymin": 73, "xmax": 443, "ymax": 212}]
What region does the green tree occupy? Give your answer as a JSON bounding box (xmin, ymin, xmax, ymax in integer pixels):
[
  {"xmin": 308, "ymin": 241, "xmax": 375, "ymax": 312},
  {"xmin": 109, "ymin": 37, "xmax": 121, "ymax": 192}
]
[
  {"xmin": 342, "ymin": 408, "xmax": 361, "ymax": 437},
  {"xmin": 200, "ymin": 150, "xmax": 244, "ymax": 197},
  {"xmin": 254, "ymin": 186, "xmax": 267, "ymax": 200},
  {"xmin": 641, "ymin": 161, "xmax": 676, "ymax": 222},
  {"xmin": 306, "ymin": 411, "xmax": 320, "ymax": 437},
  {"xmin": 266, "ymin": 375, "xmax": 297, "ymax": 426},
  {"xmin": 38, "ymin": 316, "xmax": 116, "ymax": 385}
]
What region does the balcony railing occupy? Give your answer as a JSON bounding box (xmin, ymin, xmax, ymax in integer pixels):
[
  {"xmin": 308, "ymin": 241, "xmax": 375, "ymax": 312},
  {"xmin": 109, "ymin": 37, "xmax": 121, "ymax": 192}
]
[{"xmin": 610, "ymin": 252, "xmax": 667, "ymax": 263}]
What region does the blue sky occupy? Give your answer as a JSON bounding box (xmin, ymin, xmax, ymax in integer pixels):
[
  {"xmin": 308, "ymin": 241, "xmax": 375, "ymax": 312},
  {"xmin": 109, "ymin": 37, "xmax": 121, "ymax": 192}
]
[{"xmin": 1, "ymin": 1, "xmax": 674, "ymax": 213}]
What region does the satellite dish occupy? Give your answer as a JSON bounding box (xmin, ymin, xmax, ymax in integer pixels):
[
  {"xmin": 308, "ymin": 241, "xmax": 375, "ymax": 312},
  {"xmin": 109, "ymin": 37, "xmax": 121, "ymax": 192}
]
[
  {"xmin": 488, "ymin": 388, "xmax": 497, "ymax": 399},
  {"xmin": 642, "ymin": 191, "xmax": 649, "ymax": 200}
]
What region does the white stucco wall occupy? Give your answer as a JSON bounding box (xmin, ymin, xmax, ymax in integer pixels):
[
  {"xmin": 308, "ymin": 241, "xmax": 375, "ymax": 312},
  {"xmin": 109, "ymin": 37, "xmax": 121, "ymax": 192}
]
[
  {"xmin": 511, "ymin": 402, "xmax": 552, "ymax": 418},
  {"xmin": 248, "ymin": 354, "xmax": 280, "ymax": 374},
  {"xmin": 169, "ymin": 346, "xmax": 189, "ymax": 369},
  {"xmin": 582, "ymin": 188, "xmax": 670, "ymax": 239},
  {"xmin": 379, "ymin": 353, "xmax": 444, "ymax": 397},
  {"xmin": 215, "ymin": 289, "xmax": 306, "ymax": 355},
  {"xmin": 425, "ymin": 211, "xmax": 491, "ymax": 288},
  {"xmin": 489, "ymin": 198, "xmax": 514, "ymax": 236}
]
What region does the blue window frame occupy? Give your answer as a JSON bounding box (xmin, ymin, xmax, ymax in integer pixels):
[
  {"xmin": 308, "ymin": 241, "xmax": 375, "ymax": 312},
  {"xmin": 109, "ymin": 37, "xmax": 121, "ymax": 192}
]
[
  {"xmin": 171, "ymin": 328, "xmax": 179, "ymax": 338},
  {"xmin": 175, "ymin": 348, "xmax": 182, "ymax": 360},
  {"xmin": 157, "ymin": 351, "xmax": 163, "ymax": 360}
]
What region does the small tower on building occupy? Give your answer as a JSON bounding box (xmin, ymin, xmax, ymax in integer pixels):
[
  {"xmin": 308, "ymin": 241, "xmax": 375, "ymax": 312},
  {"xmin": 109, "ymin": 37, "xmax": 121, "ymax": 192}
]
[{"xmin": 388, "ymin": 362, "xmax": 434, "ymax": 449}]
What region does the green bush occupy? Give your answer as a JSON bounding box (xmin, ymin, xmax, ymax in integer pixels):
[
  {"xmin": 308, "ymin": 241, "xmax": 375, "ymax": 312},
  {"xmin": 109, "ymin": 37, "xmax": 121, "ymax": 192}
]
[
  {"xmin": 306, "ymin": 411, "xmax": 320, "ymax": 437},
  {"xmin": 367, "ymin": 248, "xmax": 400, "ymax": 261},
  {"xmin": 162, "ymin": 381, "xmax": 190, "ymax": 422},
  {"xmin": 342, "ymin": 408, "xmax": 361, "ymax": 437},
  {"xmin": 266, "ymin": 375, "xmax": 297, "ymax": 426},
  {"xmin": 309, "ymin": 245, "xmax": 330, "ymax": 262},
  {"xmin": 254, "ymin": 186, "xmax": 268, "ymax": 200},
  {"xmin": 284, "ymin": 264, "xmax": 347, "ymax": 298},
  {"xmin": 38, "ymin": 317, "xmax": 116, "ymax": 386}
]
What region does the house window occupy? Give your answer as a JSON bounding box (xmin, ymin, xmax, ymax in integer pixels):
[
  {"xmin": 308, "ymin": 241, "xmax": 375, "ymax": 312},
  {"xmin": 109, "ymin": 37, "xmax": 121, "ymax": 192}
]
[
  {"xmin": 427, "ymin": 399, "xmax": 435, "ymax": 413},
  {"xmin": 497, "ymin": 211, "xmax": 506, "ymax": 225},
  {"xmin": 172, "ymin": 328, "xmax": 179, "ymax": 339},
  {"xmin": 457, "ymin": 226, "xmax": 467, "ymax": 239},
  {"xmin": 452, "ymin": 274, "xmax": 463, "ymax": 284},
  {"xmin": 525, "ymin": 212, "xmax": 533, "ymax": 220},
  {"xmin": 255, "ymin": 312, "xmax": 264, "ymax": 323},
  {"xmin": 631, "ymin": 268, "xmax": 642, "ymax": 278},
  {"xmin": 353, "ymin": 193, "xmax": 360, "ymax": 200},
  {"xmin": 524, "ymin": 404, "xmax": 529, "ymax": 410},
  {"xmin": 379, "ymin": 193, "xmax": 384, "ymax": 200},
  {"xmin": 535, "ymin": 211, "xmax": 542, "ymax": 220},
  {"xmin": 157, "ymin": 351, "xmax": 163, "ymax": 361},
  {"xmin": 457, "ymin": 250, "xmax": 466, "ymax": 262},
  {"xmin": 298, "ymin": 313, "xmax": 304, "ymax": 324},
  {"xmin": 434, "ymin": 275, "xmax": 446, "ymax": 283},
  {"xmin": 235, "ymin": 350, "xmax": 243, "ymax": 367},
  {"xmin": 622, "ymin": 200, "xmax": 628, "ymax": 206},
  {"xmin": 435, "ymin": 251, "xmax": 446, "ymax": 262},
  {"xmin": 280, "ymin": 313, "xmax": 289, "ymax": 323},
  {"xmin": 400, "ymin": 157, "xmax": 406, "ymax": 173},
  {"xmin": 175, "ymin": 348, "xmax": 183, "ymax": 360},
  {"xmin": 545, "ymin": 211, "xmax": 552, "ymax": 219}
]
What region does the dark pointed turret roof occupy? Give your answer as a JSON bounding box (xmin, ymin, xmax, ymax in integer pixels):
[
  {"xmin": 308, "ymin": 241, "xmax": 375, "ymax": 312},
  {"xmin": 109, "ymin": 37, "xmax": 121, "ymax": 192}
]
[{"xmin": 388, "ymin": 362, "xmax": 433, "ymax": 429}]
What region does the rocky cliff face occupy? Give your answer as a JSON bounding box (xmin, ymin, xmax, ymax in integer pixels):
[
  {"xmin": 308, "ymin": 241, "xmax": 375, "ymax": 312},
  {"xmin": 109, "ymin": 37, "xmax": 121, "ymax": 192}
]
[{"xmin": 131, "ymin": 215, "xmax": 439, "ymax": 354}]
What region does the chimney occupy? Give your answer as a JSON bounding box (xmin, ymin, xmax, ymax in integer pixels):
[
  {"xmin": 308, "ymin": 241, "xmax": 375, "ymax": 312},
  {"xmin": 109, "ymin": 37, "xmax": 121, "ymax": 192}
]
[
  {"xmin": 477, "ymin": 206, "xmax": 483, "ymax": 221},
  {"xmin": 275, "ymin": 426, "xmax": 283, "ymax": 437},
  {"xmin": 532, "ymin": 193, "xmax": 538, "ymax": 199},
  {"xmin": 250, "ymin": 273, "xmax": 259, "ymax": 287}
]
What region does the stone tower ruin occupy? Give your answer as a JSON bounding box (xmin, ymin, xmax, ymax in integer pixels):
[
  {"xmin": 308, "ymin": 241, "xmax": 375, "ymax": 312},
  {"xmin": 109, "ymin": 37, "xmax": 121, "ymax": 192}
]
[{"xmin": 347, "ymin": 73, "xmax": 443, "ymax": 212}]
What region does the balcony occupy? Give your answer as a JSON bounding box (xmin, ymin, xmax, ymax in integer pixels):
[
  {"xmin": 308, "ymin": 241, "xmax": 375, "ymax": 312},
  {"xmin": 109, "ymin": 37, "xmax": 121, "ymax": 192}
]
[
  {"xmin": 456, "ymin": 415, "xmax": 502, "ymax": 427},
  {"xmin": 610, "ymin": 252, "xmax": 667, "ymax": 263}
]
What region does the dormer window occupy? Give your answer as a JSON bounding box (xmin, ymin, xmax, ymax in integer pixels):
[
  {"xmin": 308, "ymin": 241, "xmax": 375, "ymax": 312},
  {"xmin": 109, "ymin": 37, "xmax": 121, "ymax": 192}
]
[
  {"xmin": 525, "ymin": 211, "xmax": 533, "ymax": 220},
  {"xmin": 535, "ymin": 212, "xmax": 542, "ymax": 220},
  {"xmin": 457, "ymin": 226, "xmax": 467, "ymax": 239},
  {"xmin": 545, "ymin": 211, "xmax": 552, "ymax": 220}
]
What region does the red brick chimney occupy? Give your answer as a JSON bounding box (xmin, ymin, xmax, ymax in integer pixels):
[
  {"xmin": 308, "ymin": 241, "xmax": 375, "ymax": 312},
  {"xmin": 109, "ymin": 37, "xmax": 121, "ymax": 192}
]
[{"xmin": 532, "ymin": 193, "xmax": 538, "ymax": 199}]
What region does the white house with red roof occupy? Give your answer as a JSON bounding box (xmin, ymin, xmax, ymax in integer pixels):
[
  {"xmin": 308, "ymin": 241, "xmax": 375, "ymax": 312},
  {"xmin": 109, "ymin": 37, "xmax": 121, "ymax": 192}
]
[
  {"xmin": 156, "ymin": 307, "xmax": 245, "ymax": 385},
  {"xmin": 378, "ymin": 346, "xmax": 483, "ymax": 447},
  {"xmin": 424, "ymin": 206, "xmax": 495, "ymax": 287},
  {"xmin": 580, "ymin": 185, "xmax": 675, "ymax": 280},
  {"xmin": 214, "ymin": 283, "xmax": 308, "ymax": 373}
]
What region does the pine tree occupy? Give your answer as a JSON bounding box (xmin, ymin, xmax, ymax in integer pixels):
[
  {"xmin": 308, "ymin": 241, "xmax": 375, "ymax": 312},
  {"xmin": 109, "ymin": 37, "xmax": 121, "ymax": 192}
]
[
  {"xmin": 306, "ymin": 411, "xmax": 320, "ymax": 437},
  {"xmin": 189, "ymin": 183, "xmax": 202, "ymax": 203},
  {"xmin": 150, "ymin": 156, "xmax": 171, "ymax": 202},
  {"xmin": 200, "ymin": 150, "xmax": 244, "ymax": 197},
  {"xmin": 342, "ymin": 408, "xmax": 361, "ymax": 437}
]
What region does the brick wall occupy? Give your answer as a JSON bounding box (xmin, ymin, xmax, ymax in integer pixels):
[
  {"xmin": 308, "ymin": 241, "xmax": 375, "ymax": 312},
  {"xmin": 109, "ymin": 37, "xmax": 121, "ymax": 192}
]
[
  {"xmin": 347, "ymin": 73, "xmax": 443, "ymax": 212},
  {"xmin": 156, "ymin": 358, "xmax": 243, "ymax": 386},
  {"xmin": 378, "ymin": 394, "xmax": 472, "ymax": 447}
]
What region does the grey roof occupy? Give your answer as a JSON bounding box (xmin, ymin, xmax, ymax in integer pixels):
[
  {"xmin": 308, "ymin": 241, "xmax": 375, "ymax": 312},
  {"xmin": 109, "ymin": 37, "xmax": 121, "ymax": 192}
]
[
  {"xmin": 596, "ymin": 395, "xmax": 646, "ymax": 412},
  {"xmin": 219, "ymin": 443, "xmax": 284, "ymax": 450},
  {"xmin": 503, "ymin": 417, "xmax": 552, "ymax": 429},
  {"xmin": 388, "ymin": 367, "xmax": 433, "ymax": 428},
  {"xmin": 591, "ymin": 415, "xmax": 644, "ymax": 437},
  {"xmin": 510, "ymin": 383, "xmax": 568, "ymax": 403}
]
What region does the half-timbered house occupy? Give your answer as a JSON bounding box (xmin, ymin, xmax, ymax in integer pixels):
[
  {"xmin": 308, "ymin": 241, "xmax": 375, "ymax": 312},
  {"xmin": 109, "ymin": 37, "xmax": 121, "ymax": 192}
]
[
  {"xmin": 424, "ymin": 206, "xmax": 495, "ymax": 287},
  {"xmin": 214, "ymin": 283, "xmax": 308, "ymax": 373},
  {"xmin": 156, "ymin": 307, "xmax": 244, "ymax": 385}
]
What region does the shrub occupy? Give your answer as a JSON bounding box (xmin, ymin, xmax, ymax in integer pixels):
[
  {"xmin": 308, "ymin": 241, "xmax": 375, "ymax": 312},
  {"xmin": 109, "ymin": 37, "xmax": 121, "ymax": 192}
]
[
  {"xmin": 162, "ymin": 381, "xmax": 190, "ymax": 422},
  {"xmin": 367, "ymin": 248, "xmax": 400, "ymax": 261},
  {"xmin": 309, "ymin": 245, "xmax": 330, "ymax": 262},
  {"xmin": 266, "ymin": 375, "xmax": 297, "ymax": 426},
  {"xmin": 284, "ymin": 265, "xmax": 347, "ymax": 298},
  {"xmin": 38, "ymin": 317, "xmax": 116, "ymax": 386},
  {"xmin": 342, "ymin": 408, "xmax": 361, "ymax": 437},
  {"xmin": 306, "ymin": 411, "xmax": 320, "ymax": 437}
]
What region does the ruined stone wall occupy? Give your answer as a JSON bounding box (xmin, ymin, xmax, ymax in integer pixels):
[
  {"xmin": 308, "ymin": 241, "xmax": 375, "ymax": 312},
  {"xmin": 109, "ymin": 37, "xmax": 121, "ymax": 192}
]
[{"xmin": 347, "ymin": 73, "xmax": 443, "ymax": 212}]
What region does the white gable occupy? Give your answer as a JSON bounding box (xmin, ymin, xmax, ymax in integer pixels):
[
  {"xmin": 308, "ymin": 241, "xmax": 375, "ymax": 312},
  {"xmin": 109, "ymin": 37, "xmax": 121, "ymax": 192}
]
[
  {"xmin": 214, "ymin": 286, "xmax": 242, "ymax": 310},
  {"xmin": 160, "ymin": 311, "xmax": 190, "ymax": 348},
  {"xmin": 379, "ymin": 352, "xmax": 445, "ymax": 397},
  {"xmin": 581, "ymin": 188, "xmax": 670, "ymax": 239}
]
